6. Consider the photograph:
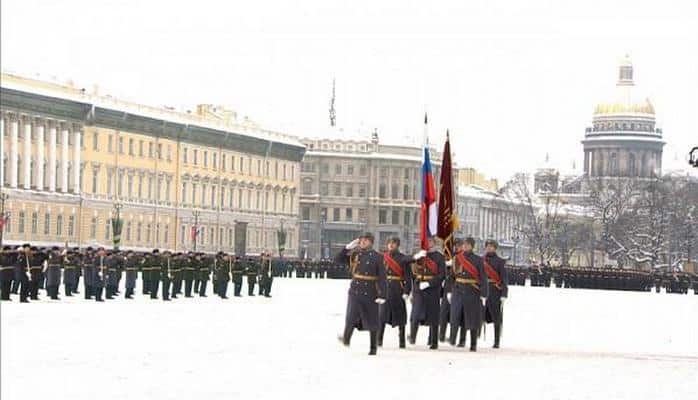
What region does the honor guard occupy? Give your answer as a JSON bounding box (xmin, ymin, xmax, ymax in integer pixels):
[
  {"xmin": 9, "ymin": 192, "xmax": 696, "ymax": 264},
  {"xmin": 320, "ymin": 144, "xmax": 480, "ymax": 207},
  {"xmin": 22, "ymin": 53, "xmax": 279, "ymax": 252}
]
[
  {"xmin": 410, "ymin": 237, "xmax": 446, "ymax": 350},
  {"xmin": 148, "ymin": 249, "xmax": 162, "ymax": 300},
  {"xmin": 92, "ymin": 247, "xmax": 107, "ymax": 302},
  {"xmin": 182, "ymin": 252, "xmax": 196, "ymax": 297},
  {"xmin": 483, "ymin": 240, "xmax": 508, "ymax": 348},
  {"xmin": 124, "ymin": 250, "xmax": 138, "ymax": 299},
  {"xmin": 45, "ymin": 246, "xmax": 63, "ymax": 300},
  {"xmin": 160, "ymin": 250, "xmax": 172, "ymax": 301},
  {"xmin": 231, "ymin": 256, "xmax": 245, "ymax": 297},
  {"xmin": 15, "ymin": 244, "xmax": 33, "ymax": 302},
  {"xmin": 449, "ymin": 237, "xmax": 488, "ymax": 351},
  {"xmin": 215, "ymin": 252, "xmax": 231, "ymax": 299},
  {"xmin": 259, "ymin": 252, "xmax": 274, "ymax": 298},
  {"xmin": 198, "ymin": 253, "xmax": 212, "ymax": 297},
  {"xmin": 0, "ymin": 246, "xmax": 17, "ymax": 301},
  {"xmin": 82, "ymin": 248, "xmax": 95, "ymax": 299},
  {"xmin": 63, "ymin": 248, "xmax": 80, "ymax": 296},
  {"xmin": 105, "ymin": 251, "xmax": 120, "ymax": 300},
  {"xmin": 171, "ymin": 253, "xmax": 184, "ymax": 299},
  {"xmin": 245, "ymin": 257, "xmax": 258, "ymax": 296},
  {"xmin": 28, "ymin": 246, "xmax": 45, "ymax": 300},
  {"xmin": 377, "ymin": 237, "xmax": 412, "ymax": 348},
  {"xmin": 335, "ymin": 232, "xmax": 387, "ymax": 356}
]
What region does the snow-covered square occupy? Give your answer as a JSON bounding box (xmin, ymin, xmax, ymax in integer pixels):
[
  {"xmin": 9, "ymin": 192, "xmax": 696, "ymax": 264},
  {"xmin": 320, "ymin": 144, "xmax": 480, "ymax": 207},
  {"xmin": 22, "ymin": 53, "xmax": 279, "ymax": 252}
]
[{"xmin": 2, "ymin": 279, "xmax": 697, "ymax": 400}]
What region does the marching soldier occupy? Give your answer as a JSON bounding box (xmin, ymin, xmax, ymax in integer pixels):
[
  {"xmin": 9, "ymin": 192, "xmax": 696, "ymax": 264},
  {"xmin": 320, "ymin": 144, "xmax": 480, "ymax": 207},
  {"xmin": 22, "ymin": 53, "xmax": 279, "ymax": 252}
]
[
  {"xmin": 449, "ymin": 237, "xmax": 488, "ymax": 351},
  {"xmin": 438, "ymin": 260, "xmax": 454, "ymax": 343},
  {"xmin": 483, "ymin": 240, "xmax": 508, "ymax": 348},
  {"xmin": 231, "ymin": 256, "xmax": 245, "ymax": 297},
  {"xmin": 246, "ymin": 257, "xmax": 258, "ymax": 296},
  {"xmin": 377, "ymin": 237, "xmax": 412, "ymax": 349},
  {"xmin": 198, "ymin": 253, "xmax": 211, "ymax": 297},
  {"xmin": 44, "ymin": 246, "xmax": 63, "ymax": 300},
  {"xmin": 15, "ymin": 244, "xmax": 32, "ymax": 302},
  {"xmin": 335, "ymin": 232, "xmax": 387, "ymax": 355},
  {"xmin": 92, "ymin": 247, "xmax": 107, "ymax": 302},
  {"xmin": 148, "ymin": 249, "xmax": 162, "ymax": 300},
  {"xmin": 215, "ymin": 252, "xmax": 231, "ymax": 299},
  {"xmin": 171, "ymin": 253, "xmax": 184, "ymax": 299},
  {"xmin": 124, "ymin": 250, "xmax": 138, "ymax": 299},
  {"xmin": 259, "ymin": 252, "xmax": 274, "ymax": 298},
  {"xmin": 82, "ymin": 248, "xmax": 95, "ymax": 299},
  {"xmin": 410, "ymin": 237, "xmax": 446, "ymax": 350},
  {"xmin": 0, "ymin": 246, "xmax": 17, "ymax": 301},
  {"xmin": 63, "ymin": 248, "xmax": 79, "ymax": 296},
  {"xmin": 28, "ymin": 246, "xmax": 45, "ymax": 300}
]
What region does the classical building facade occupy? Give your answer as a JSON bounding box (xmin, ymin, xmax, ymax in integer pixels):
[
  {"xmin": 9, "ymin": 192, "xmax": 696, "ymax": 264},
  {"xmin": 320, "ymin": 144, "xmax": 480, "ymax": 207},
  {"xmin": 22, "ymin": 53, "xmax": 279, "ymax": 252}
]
[
  {"xmin": 456, "ymin": 184, "xmax": 525, "ymax": 263},
  {"xmin": 457, "ymin": 167, "xmax": 498, "ymax": 192},
  {"xmin": 0, "ymin": 72, "xmax": 304, "ymax": 255},
  {"xmin": 582, "ymin": 56, "xmax": 665, "ymax": 189},
  {"xmin": 299, "ymin": 135, "xmax": 443, "ymax": 259}
]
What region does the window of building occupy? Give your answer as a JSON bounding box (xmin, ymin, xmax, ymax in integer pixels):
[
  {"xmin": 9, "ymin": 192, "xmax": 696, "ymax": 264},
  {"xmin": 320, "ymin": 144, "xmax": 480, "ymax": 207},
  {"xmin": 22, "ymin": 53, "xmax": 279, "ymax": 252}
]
[
  {"xmin": 92, "ymin": 132, "xmax": 99, "ymax": 151},
  {"xmin": 107, "ymin": 135, "xmax": 113, "ymax": 153},
  {"xmin": 302, "ymin": 180, "xmax": 313, "ymax": 195},
  {"xmin": 404, "ymin": 211, "xmax": 410, "ymax": 226},
  {"xmin": 228, "ymin": 228, "xmax": 233, "ymax": 247},
  {"xmin": 333, "ymin": 183, "xmax": 341, "ymax": 196},
  {"xmin": 333, "ymin": 208, "xmax": 340, "ymax": 221},
  {"xmin": 90, "ymin": 217, "xmax": 97, "ymax": 239},
  {"xmin": 145, "ymin": 223, "xmax": 151, "ymax": 243},
  {"xmin": 30, "ymin": 212, "xmax": 38, "ymax": 234},
  {"xmin": 403, "ymin": 185, "xmax": 410, "ymax": 200},
  {"xmin": 166, "ymin": 180, "xmax": 171, "ymax": 203},
  {"xmin": 392, "ymin": 210, "xmax": 399, "ymax": 224},
  {"xmin": 221, "ymin": 154, "xmax": 226, "ymax": 171},
  {"xmin": 128, "ymin": 138, "xmax": 134, "ymax": 155},
  {"xmin": 239, "ymin": 157, "xmax": 243, "ymax": 172},
  {"xmin": 167, "ymin": 145, "xmax": 172, "ymax": 161},
  {"xmin": 404, "ymin": 168, "xmax": 410, "ymax": 179},
  {"xmin": 181, "ymin": 225, "xmax": 186, "ymax": 244},
  {"xmin": 68, "ymin": 215, "xmax": 75, "ymax": 237},
  {"xmin": 183, "ymin": 147, "xmax": 188, "ymax": 164},
  {"xmin": 391, "ymin": 184, "xmax": 399, "ymax": 199},
  {"xmin": 148, "ymin": 142, "xmax": 154, "ymax": 158},
  {"xmin": 137, "ymin": 222, "xmax": 142, "ymax": 242},
  {"xmin": 43, "ymin": 213, "xmax": 50, "ymax": 235},
  {"xmin": 203, "ymin": 151, "xmax": 208, "ymax": 167},
  {"xmin": 379, "ymin": 184, "xmax": 387, "ymax": 198},
  {"xmin": 211, "ymin": 186, "xmax": 217, "ymax": 207},
  {"xmin": 379, "ymin": 209, "xmax": 387, "ymax": 224},
  {"xmin": 17, "ymin": 212, "xmax": 25, "ymax": 234},
  {"xmin": 359, "ymin": 184, "xmax": 367, "ymax": 198},
  {"xmin": 139, "ymin": 140, "xmax": 144, "ymax": 157},
  {"xmin": 346, "ymin": 208, "xmax": 353, "ymax": 221},
  {"xmin": 380, "ymin": 167, "xmax": 388, "ymax": 178},
  {"xmin": 256, "ymin": 160, "xmax": 261, "ymax": 176},
  {"xmin": 229, "ymin": 188, "xmax": 234, "ymax": 208},
  {"xmin": 335, "ymin": 164, "xmax": 342, "ymax": 175},
  {"xmin": 302, "ymin": 207, "xmax": 310, "ymax": 220},
  {"xmin": 321, "ymin": 163, "xmax": 329, "ymax": 174},
  {"xmin": 346, "ymin": 185, "xmax": 353, "ymax": 197},
  {"xmin": 202, "ymin": 184, "xmax": 207, "ymax": 206},
  {"xmin": 164, "ymin": 224, "xmax": 169, "ymax": 244},
  {"xmin": 56, "ymin": 214, "xmax": 63, "ymax": 236},
  {"xmin": 118, "ymin": 137, "xmax": 124, "ymax": 154},
  {"xmin": 126, "ymin": 222, "xmax": 132, "ymax": 242},
  {"xmin": 320, "ymin": 182, "xmax": 329, "ymax": 196},
  {"xmin": 360, "ymin": 165, "xmax": 367, "ymax": 176},
  {"xmin": 157, "ymin": 143, "xmax": 162, "ymax": 159}
]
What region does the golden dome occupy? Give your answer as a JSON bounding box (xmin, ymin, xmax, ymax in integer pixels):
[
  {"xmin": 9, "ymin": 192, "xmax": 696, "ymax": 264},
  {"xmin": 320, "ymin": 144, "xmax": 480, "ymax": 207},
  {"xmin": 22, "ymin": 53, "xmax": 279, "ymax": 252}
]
[{"xmin": 594, "ymin": 99, "xmax": 655, "ymax": 115}]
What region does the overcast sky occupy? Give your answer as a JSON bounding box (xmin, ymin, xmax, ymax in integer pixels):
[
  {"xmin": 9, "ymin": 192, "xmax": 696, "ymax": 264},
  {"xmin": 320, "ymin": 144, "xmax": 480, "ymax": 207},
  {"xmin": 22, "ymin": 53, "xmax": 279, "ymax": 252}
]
[{"xmin": 2, "ymin": 0, "xmax": 697, "ymax": 182}]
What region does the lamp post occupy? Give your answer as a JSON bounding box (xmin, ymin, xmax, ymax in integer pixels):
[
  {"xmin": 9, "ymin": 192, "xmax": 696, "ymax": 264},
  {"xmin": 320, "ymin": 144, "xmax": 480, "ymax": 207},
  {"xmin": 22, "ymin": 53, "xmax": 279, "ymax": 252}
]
[
  {"xmin": 192, "ymin": 209, "xmax": 200, "ymax": 251},
  {"xmin": 112, "ymin": 201, "xmax": 123, "ymax": 250},
  {"xmin": 0, "ymin": 192, "xmax": 8, "ymax": 248},
  {"xmin": 319, "ymin": 208, "xmax": 326, "ymax": 260}
]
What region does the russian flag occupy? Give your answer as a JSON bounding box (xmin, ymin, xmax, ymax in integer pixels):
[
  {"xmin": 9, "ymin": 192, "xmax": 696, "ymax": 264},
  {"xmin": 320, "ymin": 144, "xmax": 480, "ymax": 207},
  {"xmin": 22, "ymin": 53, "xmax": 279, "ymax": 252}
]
[{"xmin": 420, "ymin": 140, "xmax": 437, "ymax": 250}]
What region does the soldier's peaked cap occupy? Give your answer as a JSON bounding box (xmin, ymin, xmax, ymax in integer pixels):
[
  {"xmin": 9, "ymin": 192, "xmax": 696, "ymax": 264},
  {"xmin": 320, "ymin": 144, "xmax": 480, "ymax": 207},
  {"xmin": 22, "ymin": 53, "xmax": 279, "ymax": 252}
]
[{"xmin": 358, "ymin": 232, "xmax": 374, "ymax": 241}]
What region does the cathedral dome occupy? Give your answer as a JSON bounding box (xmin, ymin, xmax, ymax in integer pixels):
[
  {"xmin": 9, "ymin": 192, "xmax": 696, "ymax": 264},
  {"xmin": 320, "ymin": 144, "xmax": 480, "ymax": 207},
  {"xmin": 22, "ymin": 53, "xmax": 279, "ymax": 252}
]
[{"xmin": 593, "ymin": 56, "xmax": 655, "ymax": 116}]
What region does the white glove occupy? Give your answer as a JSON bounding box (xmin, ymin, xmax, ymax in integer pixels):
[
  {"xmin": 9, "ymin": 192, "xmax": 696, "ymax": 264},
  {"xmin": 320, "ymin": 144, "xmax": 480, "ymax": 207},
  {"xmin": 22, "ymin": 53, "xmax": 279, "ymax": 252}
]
[
  {"xmin": 345, "ymin": 239, "xmax": 360, "ymax": 250},
  {"xmin": 402, "ymin": 294, "xmax": 409, "ymax": 301},
  {"xmin": 413, "ymin": 250, "xmax": 427, "ymax": 260},
  {"xmin": 419, "ymin": 281, "xmax": 430, "ymax": 290},
  {"xmin": 446, "ymin": 293, "xmax": 452, "ymax": 303},
  {"xmin": 445, "ymin": 260, "xmax": 453, "ymax": 267},
  {"xmin": 481, "ymin": 297, "xmax": 487, "ymax": 306},
  {"xmin": 375, "ymin": 298, "xmax": 386, "ymax": 305},
  {"xmin": 501, "ymin": 297, "xmax": 507, "ymax": 304}
]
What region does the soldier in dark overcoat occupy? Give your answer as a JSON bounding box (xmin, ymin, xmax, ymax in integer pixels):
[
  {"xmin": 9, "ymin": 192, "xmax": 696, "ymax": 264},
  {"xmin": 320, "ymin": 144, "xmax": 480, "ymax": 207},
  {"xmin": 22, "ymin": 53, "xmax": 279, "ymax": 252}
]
[
  {"xmin": 334, "ymin": 232, "xmax": 387, "ymax": 356},
  {"xmin": 45, "ymin": 247, "xmax": 63, "ymax": 300},
  {"xmin": 231, "ymin": 256, "xmax": 245, "ymax": 296},
  {"xmin": 183, "ymin": 252, "xmax": 196, "ymax": 297},
  {"xmin": 0, "ymin": 246, "xmax": 17, "ymax": 301},
  {"xmin": 449, "ymin": 237, "xmax": 488, "ymax": 351},
  {"xmin": 246, "ymin": 257, "xmax": 258, "ymax": 296},
  {"xmin": 410, "ymin": 237, "xmax": 446, "ymax": 350},
  {"xmin": 92, "ymin": 247, "xmax": 107, "ymax": 302},
  {"xmin": 377, "ymin": 237, "xmax": 412, "ymax": 348},
  {"xmin": 124, "ymin": 250, "xmax": 138, "ymax": 299},
  {"xmin": 483, "ymin": 240, "xmax": 509, "ymax": 348}
]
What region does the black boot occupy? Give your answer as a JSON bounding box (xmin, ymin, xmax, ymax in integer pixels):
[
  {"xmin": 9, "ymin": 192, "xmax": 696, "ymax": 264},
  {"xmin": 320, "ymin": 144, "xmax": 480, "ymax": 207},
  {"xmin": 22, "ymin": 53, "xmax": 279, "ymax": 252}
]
[
  {"xmin": 449, "ymin": 325, "xmax": 458, "ymax": 347},
  {"xmin": 369, "ymin": 330, "xmax": 377, "ymax": 355},
  {"xmin": 95, "ymin": 287, "xmax": 104, "ymax": 302},
  {"xmin": 398, "ymin": 326, "xmax": 406, "ymax": 349},
  {"xmin": 469, "ymin": 329, "xmax": 477, "ymax": 352},
  {"xmin": 429, "ymin": 325, "xmax": 438, "ymax": 350},
  {"xmin": 377, "ymin": 324, "xmax": 385, "ymax": 347},
  {"xmin": 339, "ymin": 325, "xmax": 353, "ymax": 347},
  {"xmin": 408, "ymin": 324, "xmax": 418, "ymax": 345},
  {"xmin": 458, "ymin": 325, "xmax": 466, "ymax": 347},
  {"xmin": 493, "ymin": 323, "xmax": 501, "ymax": 348}
]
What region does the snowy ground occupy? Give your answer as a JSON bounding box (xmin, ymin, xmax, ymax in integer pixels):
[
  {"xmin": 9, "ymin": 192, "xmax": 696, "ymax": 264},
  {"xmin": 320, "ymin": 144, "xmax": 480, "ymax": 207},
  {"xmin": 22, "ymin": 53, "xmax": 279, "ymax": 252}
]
[{"xmin": 2, "ymin": 280, "xmax": 697, "ymax": 400}]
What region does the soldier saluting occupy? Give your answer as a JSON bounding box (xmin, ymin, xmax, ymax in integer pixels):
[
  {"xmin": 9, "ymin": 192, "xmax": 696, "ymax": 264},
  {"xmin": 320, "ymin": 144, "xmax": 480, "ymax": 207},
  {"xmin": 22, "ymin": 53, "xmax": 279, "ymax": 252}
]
[
  {"xmin": 448, "ymin": 237, "xmax": 488, "ymax": 351},
  {"xmin": 377, "ymin": 236, "xmax": 412, "ymax": 349},
  {"xmin": 335, "ymin": 232, "xmax": 387, "ymax": 356},
  {"xmin": 483, "ymin": 239, "xmax": 508, "ymax": 349}
]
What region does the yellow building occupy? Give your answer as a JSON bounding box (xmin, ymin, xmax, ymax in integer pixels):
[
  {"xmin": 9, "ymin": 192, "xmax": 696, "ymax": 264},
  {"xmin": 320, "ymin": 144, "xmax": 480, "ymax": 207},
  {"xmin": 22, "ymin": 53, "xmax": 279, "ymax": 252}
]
[
  {"xmin": 456, "ymin": 167, "xmax": 498, "ymax": 192},
  {"xmin": 0, "ymin": 72, "xmax": 305, "ymax": 255}
]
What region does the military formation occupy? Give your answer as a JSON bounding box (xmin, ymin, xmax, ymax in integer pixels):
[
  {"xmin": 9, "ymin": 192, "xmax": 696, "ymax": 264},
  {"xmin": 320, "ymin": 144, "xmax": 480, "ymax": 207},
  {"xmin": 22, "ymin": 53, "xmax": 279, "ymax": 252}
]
[
  {"xmin": 0, "ymin": 244, "xmax": 278, "ymax": 302},
  {"xmin": 334, "ymin": 232, "xmax": 508, "ymax": 356}
]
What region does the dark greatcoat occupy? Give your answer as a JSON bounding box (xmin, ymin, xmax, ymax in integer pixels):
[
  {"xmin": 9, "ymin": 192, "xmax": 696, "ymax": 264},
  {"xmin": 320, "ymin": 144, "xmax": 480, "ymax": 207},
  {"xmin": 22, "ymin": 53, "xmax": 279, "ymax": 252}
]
[
  {"xmin": 45, "ymin": 251, "xmax": 63, "ymax": 287},
  {"xmin": 449, "ymin": 250, "xmax": 489, "ymax": 331},
  {"xmin": 410, "ymin": 251, "xmax": 445, "ymax": 326},
  {"xmin": 484, "ymin": 252, "xmax": 509, "ymax": 325},
  {"xmin": 379, "ymin": 250, "xmax": 412, "ymax": 327},
  {"xmin": 124, "ymin": 256, "xmax": 138, "ymax": 290},
  {"xmin": 335, "ymin": 247, "xmax": 387, "ymax": 332}
]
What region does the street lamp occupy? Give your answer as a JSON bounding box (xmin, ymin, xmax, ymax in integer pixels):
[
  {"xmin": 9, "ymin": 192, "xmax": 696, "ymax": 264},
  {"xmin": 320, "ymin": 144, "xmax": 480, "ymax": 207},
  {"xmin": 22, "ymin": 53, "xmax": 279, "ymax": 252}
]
[
  {"xmin": 112, "ymin": 201, "xmax": 123, "ymax": 250},
  {"xmin": 192, "ymin": 209, "xmax": 201, "ymax": 251},
  {"xmin": 0, "ymin": 192, "xmax": 8, "ymax": 248}
]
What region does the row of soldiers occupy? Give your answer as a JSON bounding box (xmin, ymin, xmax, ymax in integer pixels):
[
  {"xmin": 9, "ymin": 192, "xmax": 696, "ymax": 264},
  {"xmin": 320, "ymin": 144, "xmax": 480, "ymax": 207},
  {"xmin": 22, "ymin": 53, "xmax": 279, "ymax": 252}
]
[
  {"xmin": 506, "ymin": 265, "xmax": 698, "ymax": 294},
  {"xmin": 335, "ymin": 232, "xmax": 508, "ymax": 356},
  {"xmin": 0, "ymin": 244, "xmax": 277, "ymax": 302}
]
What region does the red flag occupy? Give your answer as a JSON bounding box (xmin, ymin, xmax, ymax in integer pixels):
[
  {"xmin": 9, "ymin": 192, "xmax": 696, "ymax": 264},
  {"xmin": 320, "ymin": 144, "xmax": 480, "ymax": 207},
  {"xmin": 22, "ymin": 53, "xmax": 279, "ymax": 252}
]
[{"xmin": 437, "ymin": 131, "xmax": 458, "ymax": 259}]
